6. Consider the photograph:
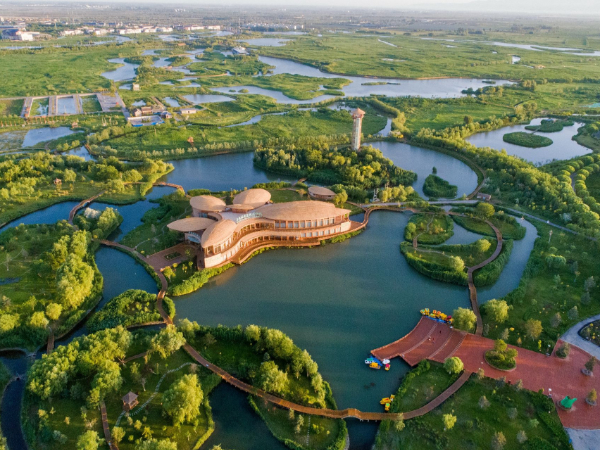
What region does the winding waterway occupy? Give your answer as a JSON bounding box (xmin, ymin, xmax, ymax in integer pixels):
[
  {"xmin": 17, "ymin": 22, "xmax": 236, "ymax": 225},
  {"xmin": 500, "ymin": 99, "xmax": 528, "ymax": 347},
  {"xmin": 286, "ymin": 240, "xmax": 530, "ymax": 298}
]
[
  {"xmin": 467, "ymin": 118, "xmax": 590, "ymax": 164},
  {"xmin": 0, "ymin": 143, "xmax": 539, "ymax": 450}
]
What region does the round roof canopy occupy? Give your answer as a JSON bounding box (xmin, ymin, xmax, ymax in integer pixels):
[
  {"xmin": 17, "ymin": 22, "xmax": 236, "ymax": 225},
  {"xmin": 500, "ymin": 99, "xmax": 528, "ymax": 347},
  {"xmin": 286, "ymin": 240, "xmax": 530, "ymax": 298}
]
[
  {"xmin": 190, "ymin": 195, "xmax": 226, "ymax": 212},
  {"xmin": 308, "ymin": 186, "xmax": 336, "ymax": 197},
  {"xmin": 201, "ymin": 219, "xmax": 237, "ymax": 248},
  {"xmin": 167, "ymin": 217, "xmax": 216, "ymax": 233},
  {"xmin": 256, "ymin": 201, "xmax": 351, "ymax": 222},
  {"xmin": 233, "ymin": 188, "xmax": 271, "ymax": 208}
]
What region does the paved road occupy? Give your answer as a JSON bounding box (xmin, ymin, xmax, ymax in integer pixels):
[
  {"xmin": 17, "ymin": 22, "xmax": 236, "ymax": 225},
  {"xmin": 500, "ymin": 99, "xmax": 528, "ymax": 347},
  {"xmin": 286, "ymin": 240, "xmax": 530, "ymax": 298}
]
[{"xmin": 560, "ymin": 313, "xmax": 600, "ymax": 361}]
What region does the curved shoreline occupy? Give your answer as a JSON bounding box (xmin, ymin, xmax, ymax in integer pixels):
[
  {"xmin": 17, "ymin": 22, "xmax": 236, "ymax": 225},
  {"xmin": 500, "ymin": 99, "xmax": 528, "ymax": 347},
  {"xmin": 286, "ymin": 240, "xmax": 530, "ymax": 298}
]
[{"xmin": 94, "ymin": 205, "xmax": 504, "ymax": 423}]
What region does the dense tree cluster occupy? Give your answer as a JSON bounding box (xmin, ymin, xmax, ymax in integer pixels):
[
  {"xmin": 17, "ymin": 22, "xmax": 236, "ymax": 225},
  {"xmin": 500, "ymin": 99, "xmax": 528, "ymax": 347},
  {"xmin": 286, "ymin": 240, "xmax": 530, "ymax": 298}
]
[
  {"xmin": 412, "ymin": 118, "xmax": 600, "ymax": 237},
  {"xmin": 27, "ymin": 326, "xmax": 131, "ymax": 405},
  {"xmin": 73, "ymin": 207, "xmax": 123, "ymax": 240},
  {"xmin": 254, "ymin": 145, "xmax": 416, "ymax": 189}
]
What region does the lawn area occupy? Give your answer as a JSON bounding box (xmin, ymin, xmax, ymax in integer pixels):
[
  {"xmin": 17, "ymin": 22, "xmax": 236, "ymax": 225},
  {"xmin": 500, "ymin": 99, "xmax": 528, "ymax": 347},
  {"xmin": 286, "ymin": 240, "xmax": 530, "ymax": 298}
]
[
  {"xmin": 390, "ymin": 361, "xmax": 457, "ymax": 413},
  {"xmin": 416, "ymin": 237, "xmax": 496, "ymax": 268},
  {"xmin": 82, "ymin": 96, "xmax": 102, "ymax": 113},
  {"xmin": 405, "ymin": 213, "xmax": 454, "ymax": 245},
  {"xmin": 268, "ymin": 188, "xmax": 307, "ymax": 203},
  {"xmin": 375, "ymin": 373, "xmax": 571, "ymax": 450},
  {"xmin": 258, "ymin": 32, "xmax": 600, "ymax": 82},
  {"xmin": 120, "ymin": 190, "xmax": 191, "ymax": 255},
  {"xmin": 187, "ymin": 51, "xmax": 274, "ymax": 76},
  {"xmin": 451, "ymin": 210, "xmax": 526, "ymax": 240},
  {"xmin": 0, "ymin": 46, "xmax": 134, "ymax": 96},
  {"xmin": 487, "ymin": 222, "xmax": 600, "ymax": 353},
  {"xmin": 101, "ymin": 108, "xmax": 387, "ymax": 159},
  {"xmin": 0, "ymin": 98, "xmax": 23, "ymax": 117},
  {"xmin": 503, "ymin": 132, "xmax": 553, "ymax": 148},
  {"xmin": 105, "ymin": 346, "xmax": 221, "ymax": 450}
]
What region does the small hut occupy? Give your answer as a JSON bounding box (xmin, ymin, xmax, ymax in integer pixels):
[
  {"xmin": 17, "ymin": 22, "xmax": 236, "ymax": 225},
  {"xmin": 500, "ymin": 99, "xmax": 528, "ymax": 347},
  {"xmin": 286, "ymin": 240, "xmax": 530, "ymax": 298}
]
[{"xmin": 122, "ymin": 392, "xmax": 139, "ymax": 412}]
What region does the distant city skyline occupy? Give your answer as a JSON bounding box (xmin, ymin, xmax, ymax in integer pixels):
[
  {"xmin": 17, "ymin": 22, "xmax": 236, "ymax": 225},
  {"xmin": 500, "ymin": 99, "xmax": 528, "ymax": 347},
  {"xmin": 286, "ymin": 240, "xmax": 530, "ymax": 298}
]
[{"xmin": 36, "ymin": 0, "xmax": 599, "ymax": 16}]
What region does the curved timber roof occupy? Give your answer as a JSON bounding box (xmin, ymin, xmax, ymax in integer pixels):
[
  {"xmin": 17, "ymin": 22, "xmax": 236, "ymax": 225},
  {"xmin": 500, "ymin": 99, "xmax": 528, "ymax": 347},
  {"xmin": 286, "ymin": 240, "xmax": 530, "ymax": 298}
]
[
  {"xmin": 201, "ymin": 219, "xmax": 237, "ymax": 247},
  {"xmin": 308, "ymin": 186, "xmax": 336, "ymax": 196},
  {"xmin": 256, "ymin": 201, "xmax": 351, "ymax": 222},
  {"xmin": 190, "ymin": 195, "xmax": 226, "ymax": 212},
  {"xmin": 167, "ymin": 217, "xmax": 216, "ymax": 233},
  {"xmin": 233, "ymin": 188, "xmax": 271, "ymax": 208}
]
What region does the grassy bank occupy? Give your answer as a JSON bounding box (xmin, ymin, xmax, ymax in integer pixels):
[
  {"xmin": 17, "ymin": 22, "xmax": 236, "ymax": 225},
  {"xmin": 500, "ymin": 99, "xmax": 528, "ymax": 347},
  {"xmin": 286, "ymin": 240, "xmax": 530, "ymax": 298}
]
[{"xmin": 503, "ymin": 132, "xmax": 553, "ymax": 148}]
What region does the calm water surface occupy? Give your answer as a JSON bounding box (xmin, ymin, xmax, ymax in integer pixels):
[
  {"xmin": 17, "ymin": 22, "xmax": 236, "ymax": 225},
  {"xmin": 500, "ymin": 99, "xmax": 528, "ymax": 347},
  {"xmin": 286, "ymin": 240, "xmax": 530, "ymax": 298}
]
[
  {"xmin": 466, "ymin": 118, "xmax": 590, "ymax": 164},
  {"xmin": 22, "ymin": 126, "xmax": 74, "ymax": 148},
  {"xmin": 373, "ymin": 141, "xmax": 479, "ymax": 198},
  {"xmin": 164, "ymin": 152, "xmax": 296, "ymax": 191},
  {"xmin": 102, "ymin": 58, "xmax": 139, "ymax": 81},
  {"xmin": 258, "ymin": 56, "xmax": 513, "ymax": 98}
]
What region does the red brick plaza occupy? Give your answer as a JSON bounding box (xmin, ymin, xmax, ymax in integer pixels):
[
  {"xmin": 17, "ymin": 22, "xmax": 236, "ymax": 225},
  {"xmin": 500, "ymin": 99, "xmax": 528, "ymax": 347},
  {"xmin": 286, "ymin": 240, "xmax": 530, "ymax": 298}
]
[{"xmin": 372, "ymin": 317, "xmax": 600, "ymax": 429}]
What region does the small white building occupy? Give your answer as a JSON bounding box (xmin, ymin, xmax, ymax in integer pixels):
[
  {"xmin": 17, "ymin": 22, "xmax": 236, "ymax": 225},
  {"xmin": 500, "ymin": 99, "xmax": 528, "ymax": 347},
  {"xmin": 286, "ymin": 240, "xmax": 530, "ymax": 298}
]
[
  {"xmin": 180, "ymin": 108, "xmax": 198, "ymax": 115},
  {"xmin": 232, "ymin": 46, "xmax": 247, "ymax": 55}
]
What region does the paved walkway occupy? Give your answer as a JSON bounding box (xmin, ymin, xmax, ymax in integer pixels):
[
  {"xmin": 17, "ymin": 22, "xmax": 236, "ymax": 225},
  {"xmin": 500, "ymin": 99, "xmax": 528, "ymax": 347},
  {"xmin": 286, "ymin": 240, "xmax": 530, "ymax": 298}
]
[{"xmin": 561, "ymin": 313, "xmax": 600, "ymax": 361}]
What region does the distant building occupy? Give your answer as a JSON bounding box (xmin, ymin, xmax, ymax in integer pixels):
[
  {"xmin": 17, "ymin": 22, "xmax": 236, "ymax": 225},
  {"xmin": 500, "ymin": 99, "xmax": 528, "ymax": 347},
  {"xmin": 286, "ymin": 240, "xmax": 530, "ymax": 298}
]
[
  {"xmin": 132, "ymin": 83, "xmax": 140, "ymax": 91},
  {"xmin": 351, "ymin": 108, "xmax": 365, "ymax": 151},
  {"xmin": 180, "ymin": 107, "xmax": 198, "ymax": 115},
  {"xmin": 2, "ymin": 28, "xmax": 35, "ymax": 41},
  {"xmin": 160, "ymin": 111, "xmax": 173, "ymax": 119},
  {"xmin": 132, "ymin": 108, "xmax": 142, "ymax": 117},
  {"xmin": 232, "ymin": 46, "xmax": 248, "ymax": 55},
  {"xmin": 308, "ymin": 186, "xmax": 336, "ymax": 201},
  {"xmin": 476, "ymin": 193, "xmax": 492, "ymax": 201}
]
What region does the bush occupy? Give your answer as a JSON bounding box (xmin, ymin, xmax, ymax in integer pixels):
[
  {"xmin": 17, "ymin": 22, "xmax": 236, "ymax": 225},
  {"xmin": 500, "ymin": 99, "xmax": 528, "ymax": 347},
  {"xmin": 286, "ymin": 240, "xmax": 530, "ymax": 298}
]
[
  {"xmin": 168, "ymin": 264, "xmax": 234, "ymax": 296},
  {"xmin": 444, "ymin": 357, "xmax": 464, "ymax": 374},
  {"xmin": 485, "ymin": 339, "xmax": 518, "ymax": 370}
]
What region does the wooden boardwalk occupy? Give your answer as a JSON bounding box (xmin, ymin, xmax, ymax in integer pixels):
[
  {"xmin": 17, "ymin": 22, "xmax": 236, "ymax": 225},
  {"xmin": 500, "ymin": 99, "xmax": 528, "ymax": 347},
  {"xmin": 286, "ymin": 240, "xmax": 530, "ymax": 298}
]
[
  {"xmin": 97, "ymin": 207, "xmax": 507, "ymax": 423},
  {"xmin": 100, "ymin": 401, "xmax": 119, "ymax": 450}
]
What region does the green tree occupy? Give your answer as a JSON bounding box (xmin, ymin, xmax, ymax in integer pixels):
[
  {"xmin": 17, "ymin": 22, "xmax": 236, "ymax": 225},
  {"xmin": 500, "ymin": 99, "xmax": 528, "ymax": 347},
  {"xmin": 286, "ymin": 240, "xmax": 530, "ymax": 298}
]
[
  {"xmin": 162, "ymin": 374, "xmax": 203, "ymax": 425},
  {"xmin": 475, "ymin": 238, "xmax": 491, "ymax": 254},
  {"xmin": 449, "ymin": 256, "xmax": 465, "ymax": 272},
  {"xmin": 517, "ymin": 430, "xmax": 528, "ymax": 444},
  {"xmin": 111, "ymin": 426, "xmax": 125, "ymax": 444},
  {"xmin": 150, "ymin": 325, "xmax": 186, "ymax": 359},
  {"xmin": 29, "ymin": 311, "xmax": 49, "ymax": 329},
  {"xmin": 484, "ymin": 299, "xmax": 509, "ymax": 323},
  {"xmin": 56, "ymin": 254, "xmax": 94, "ymax": 310},
  {"xmin": 491, "ymin": 431, "xmax": 507, "ymax": 450},
  {"xmin": 76, "ymin": 431, "xmax": 100, "ymax": 450},
  {"xmin": 443, "ymin": 357, "xmax": 464, "ymax": 374},
  {"xmin": 452, "ymin": 307, "xmax": 477, "ymax": 332},
  {"xmin": 442, "ymin": 413, "xmax": 456, "ymax": 430},
  {"xmin": 256, "ymin": 361, "xmax": 288, "ymax": 395},
  {"xmin": 479, "ymin": 395, "xmax": 490, "ymax": 409},
  {"xmin": 45, "ymin": 303, "xmax": 62, "ymax": 321},
  {"xmin": 523, "ymin": 319, "xmax": 542, "ymax": 340},
  {"xmin": 475, "ymin": 202, "xmax": 495, "ymax": 219}
]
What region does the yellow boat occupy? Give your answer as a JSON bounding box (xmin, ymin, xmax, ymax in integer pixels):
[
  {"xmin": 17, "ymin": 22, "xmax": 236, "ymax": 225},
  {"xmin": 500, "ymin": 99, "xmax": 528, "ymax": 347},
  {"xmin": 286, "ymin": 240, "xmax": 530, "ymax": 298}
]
[
  {"xmin": 369, "ymin": 362, "xmax": 380, "ymax": 369},
  {"xmin": 380, "ymin": 397, "xmax": 391, "ymax": 405},
  {"xmin": 385, "ymin": 403, "xmax": 390, "ymax": 412}
]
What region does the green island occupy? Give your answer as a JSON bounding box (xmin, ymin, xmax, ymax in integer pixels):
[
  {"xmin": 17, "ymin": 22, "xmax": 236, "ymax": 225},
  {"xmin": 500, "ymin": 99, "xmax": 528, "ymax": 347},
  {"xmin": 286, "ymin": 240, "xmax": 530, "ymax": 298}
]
[
  {"xmin": 525, "ymin": 119, "xmax": 575, "ymax": 133},
  {"xmin": 404, "ymin": 212, "xmax": 454, "ymax": 245},
  {"xmin": 503, "ymin": 132, "xmax": 554, "ymax": 148},
  {"xmin": 422, "ymin": 174, "xmax": 458, "ymax": 199},
  {"xmin": 1, "ymin": 8, "xmax": 600, "ymax": 450}
]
